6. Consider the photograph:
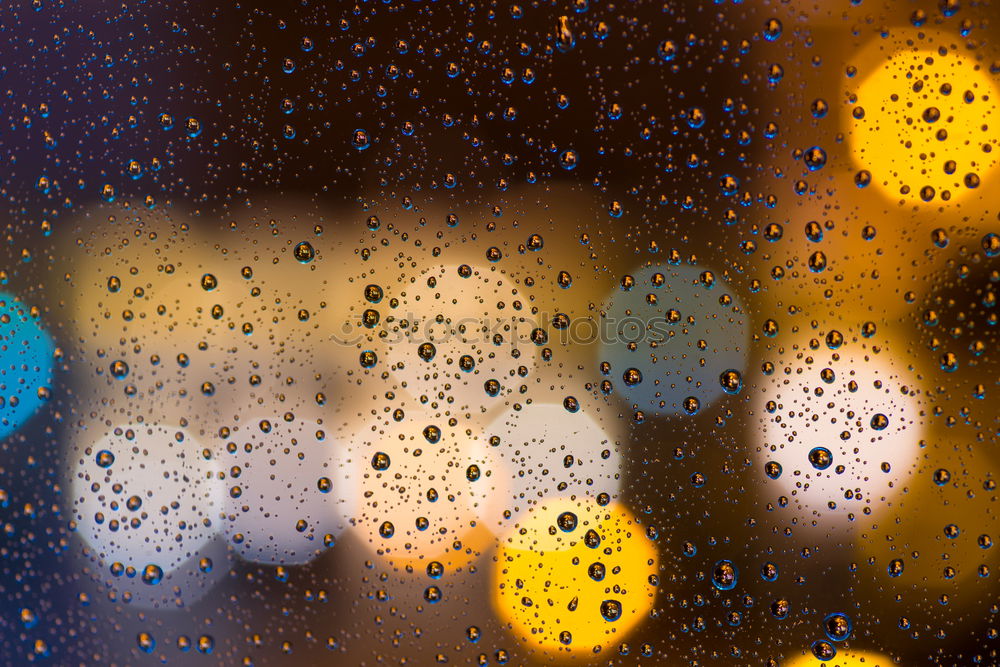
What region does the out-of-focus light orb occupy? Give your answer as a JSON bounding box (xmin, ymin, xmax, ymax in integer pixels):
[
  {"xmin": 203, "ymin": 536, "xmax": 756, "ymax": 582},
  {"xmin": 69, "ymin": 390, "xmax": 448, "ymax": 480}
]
[
  {"xmin": 471, "ymin": 403, "xmax": 622, "ymax": 534},
  {"xmin": 367, "ymin": 263, "xmax": 536, "ymax": 407},
  {"xmin": 221, "ymin": 416, "xmax": 356, "ymax": 565},
  {"xmin": 79, "ymin": 535, "xmax": 230, "ymax": 610},
  {"xmin": 849, "ymin": 44, "xmax": 1000, "ymax": 203},
  {"xmin": 70, "ymin": 424, "xmax": 222, "ymax": 577},
  {"xmin": 599, "ymin": 264, "xmax": 748, "ymax": 417},
  {"xmin": 0, "ymin": 294, "xmax": 54, "ymax": 439},
  {"xmin": 61, "ymin": 203, "xmax": 359, "ymax": 441},
  {"xmin": 492, "ymin": 499, "xmax": 658, "ymax": 656},
  {"xmin": 352, "ymin": 410, "xmax": 487, "ymax": 566},
  {"xmin": 754, "ymin": 343, "xmax": 924, "ymax": 524},
  {"xmin": 785, "ymin": 649, "xmax": 892, "ymax": 666}
]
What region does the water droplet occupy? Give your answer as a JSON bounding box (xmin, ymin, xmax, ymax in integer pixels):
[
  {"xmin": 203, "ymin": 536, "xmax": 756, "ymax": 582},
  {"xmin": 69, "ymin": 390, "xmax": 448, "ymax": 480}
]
[
  {"xmin": 293, "ymin": 241, "xmax": 315, "ymax": 263},
  {"xmin": 712, "ymin": 559, "xmax": 738, "ymax": 590},
  {"xmin": 811, "ymin": 639, "xmax": 836, "ymax": 661},
  {"xmin": 808, "ymin": 447, "xmax": 833, "ymax": 471},
  {"xmin": 823, "ymin": 613, "xmax": 852, "ymax": 641},
  {"xmin": 719, "ymin": 369, "xmax": 743, "ymax": 394},
  {"xmin": 556, "ymin": 511, "xmax": 577, "ymax": 532},
  {"xmin": 600, "ymin": 599, "xmax": 623, "ymax": 622},
  {"xmin": 371, "ymin": 452, "xmax": 391, "ymax": 471},
  {"xmin": 763, "ymin": 18, "xmax": 782, "ymax": 41},
  {"xmin": 141, "ymin": 564, "xmax": 163, "ymax": 586},
  {"xmin": 352, "ymin": 128, "xmax": 370, "ymax": 150},
  {"xmin": 803, "ymin": 146, "xmax": 827, "ymax": 171}
]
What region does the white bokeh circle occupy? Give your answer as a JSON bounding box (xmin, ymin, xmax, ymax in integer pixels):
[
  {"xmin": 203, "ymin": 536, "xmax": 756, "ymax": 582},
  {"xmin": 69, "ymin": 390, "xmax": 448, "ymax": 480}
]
[
  {"xmin": 221, "ymin": 416, "xmax": 356, "ymax": 565},
  {"xmin": 754, "ymin": 343, "xmax": 925, "ymax": 525},
  {"xmin": 70, "ymin": 423, "xmax": 222, "ymax": 576},
  {"xmin": 351, "ymin": 408, "xmax": 485, "ymax": 563},
  {"xmin": 372, "ymin": 263, "xmax": 537, "ymax": 406},
  {"xmin": 471, "ymin": 403, "xmax": 623, "ymax": 535}
]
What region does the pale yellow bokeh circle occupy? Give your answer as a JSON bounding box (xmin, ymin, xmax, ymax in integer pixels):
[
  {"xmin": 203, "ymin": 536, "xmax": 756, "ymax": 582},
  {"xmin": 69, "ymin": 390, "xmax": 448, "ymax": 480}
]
[
  {"xmin": 849, "ymin": 44, "xmax": 1000, "ymax": 202},
  {"xmin": 492, "ymin": 499, "xmax": 658, "ymax": 657},
  {"xmin": 350, "ymin": 408, "xmax": 492, "ymax": 569}
]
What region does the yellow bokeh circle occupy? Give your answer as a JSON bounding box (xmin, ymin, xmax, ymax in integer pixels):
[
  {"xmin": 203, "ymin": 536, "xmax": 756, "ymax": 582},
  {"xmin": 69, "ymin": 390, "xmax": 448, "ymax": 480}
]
[
  {"xmin": 849, "ymin": 42, "xmax": 1000, "ymax": 202},
  {"xmin": 491, "ymin": 499, "xmax": 658, "ymax": 658}
]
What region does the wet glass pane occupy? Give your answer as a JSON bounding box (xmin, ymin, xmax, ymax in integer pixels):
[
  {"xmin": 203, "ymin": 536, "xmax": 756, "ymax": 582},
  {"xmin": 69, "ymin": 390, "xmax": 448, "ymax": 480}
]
[{"xmin": 1, "ymin": 1, "xmax": 999, "ymax": 665}]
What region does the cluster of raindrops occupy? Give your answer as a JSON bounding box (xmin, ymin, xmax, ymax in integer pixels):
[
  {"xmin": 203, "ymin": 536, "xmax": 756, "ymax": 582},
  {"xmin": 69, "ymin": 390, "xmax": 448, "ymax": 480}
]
[{"xmin": 0, "ymin": 0, "xmax": 998, "ymax": 664}]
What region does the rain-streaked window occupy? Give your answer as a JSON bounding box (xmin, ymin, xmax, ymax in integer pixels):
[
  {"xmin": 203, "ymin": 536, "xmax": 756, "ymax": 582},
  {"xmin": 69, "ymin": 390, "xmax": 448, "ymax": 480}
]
[{"xmin": 1, "ymin": 1, "xmax": 999, "ymax": 665}]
